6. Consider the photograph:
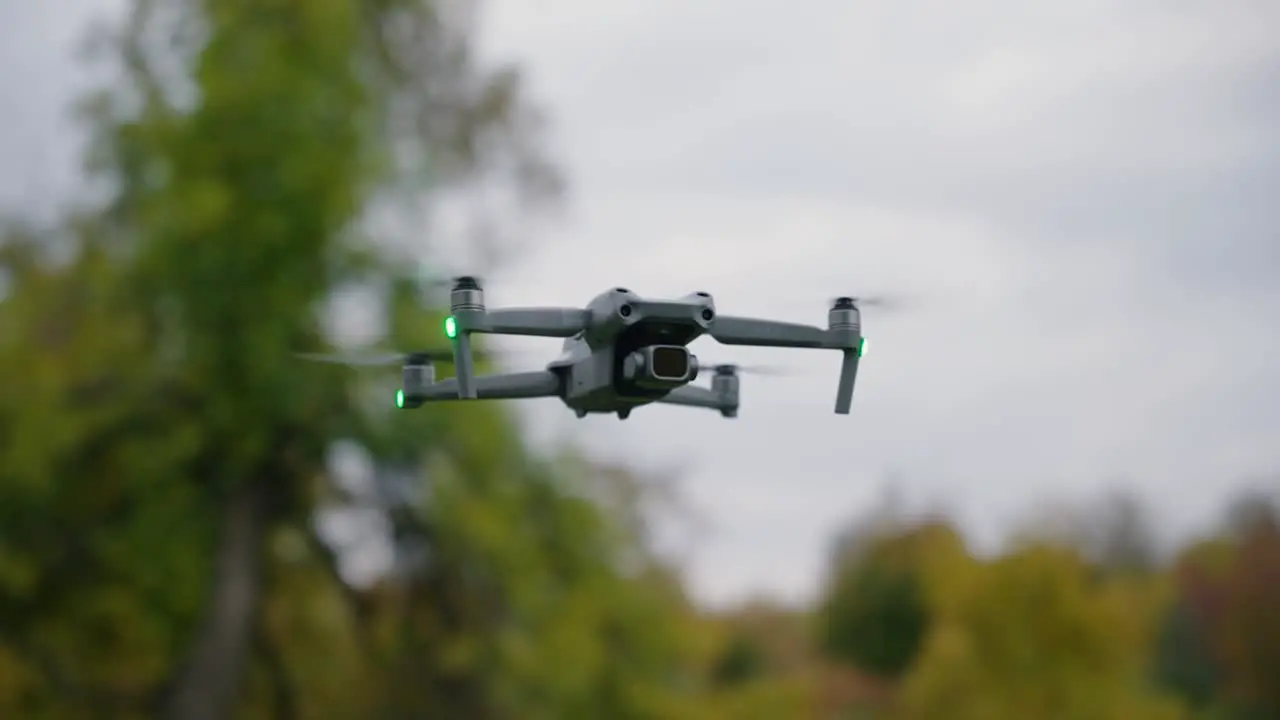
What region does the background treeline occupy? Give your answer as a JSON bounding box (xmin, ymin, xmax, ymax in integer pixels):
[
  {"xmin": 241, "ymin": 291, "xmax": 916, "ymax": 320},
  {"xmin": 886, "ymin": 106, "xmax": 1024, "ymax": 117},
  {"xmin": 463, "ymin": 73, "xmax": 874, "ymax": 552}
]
[
  {"xmin": 1, "ymin": 0, "xmax": 1276, "ymax": 718},
  {"xmin": 718, "ymin": 487, "xmax": 1280, "ymax": 720}
]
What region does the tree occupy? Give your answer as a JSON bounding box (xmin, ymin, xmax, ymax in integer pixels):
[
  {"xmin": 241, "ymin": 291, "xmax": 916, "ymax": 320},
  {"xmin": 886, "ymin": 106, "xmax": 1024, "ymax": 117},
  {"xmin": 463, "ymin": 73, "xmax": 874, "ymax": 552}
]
[
  {"xmin": 711, "ymin": 633, "xmax": 769, "ymax": 687},
  {"xmin": 74, "ymin": 0, "xmax": 551, "ymax": 714},
  {"xmin": 1152, "ymin": 594, "xmax": 1219, "ymax": 711},
  {"xmin": 817, "ymin": 516, "xmax": 967, "ymax": 688},
  {"xmin": 1214, "ymin": 510, "xmax": 1280, "ymax": 717},
  {"xmin": 0, "ymin": 228, "xmax": 216, "ymax": 719},
  {"xmin": 0, "ymin": 0, "xmax": 711, "ymax": 718},
  {"xmin": 1085, "ymin": 490, "xmax": 1162, "ymax": 577},
  {"xmin": 1012, "ymin": 490, "xmax": 1162, "ymax": 578},
  {"xmin": 895, "ymin": 543, "xmax": 1186, "ymax": 720},
  {"xmin": 1163, "ymin": 490, "xmax": 1280, "ymax": 718},
  {"xmin": 819, "ymin": 547, "xmax": 930, "ymax": 678}
]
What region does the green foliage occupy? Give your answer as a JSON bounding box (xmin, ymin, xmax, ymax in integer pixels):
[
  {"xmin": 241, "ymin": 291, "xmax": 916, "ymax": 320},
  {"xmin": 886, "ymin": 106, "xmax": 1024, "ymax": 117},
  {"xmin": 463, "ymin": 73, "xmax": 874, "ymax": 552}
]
[
  {"xmin": 0, "ymin": 234, "xmax": 214, "ymax": 718},
  {"xmin": 896, "ymin": 544, "xmax": 1186, "ymax": 719},
  {"xmin": 817, "ymin": 522, "xmax": 951, "ymax": 679},
  {"xmin": 703, "ymin": 675, "xmax": 817, "ymax": 720},
  {"xmin": 1153, "ymin": 597, "xmax": 1220, "ymax": 709},
  {"xmin": 0, "ymin": 0, "xmax": 699, "ymax": 718},
  {"xmin": 1162, "ymin": 496, "xmax": 1280, "ymax": 720},
  {"xmin": 712, "ymin": 632, "xmax": 769, "ymax": 686},
  {"xmin": 821, "ymin": 559, "xmax": 928, "ymax": 678}
]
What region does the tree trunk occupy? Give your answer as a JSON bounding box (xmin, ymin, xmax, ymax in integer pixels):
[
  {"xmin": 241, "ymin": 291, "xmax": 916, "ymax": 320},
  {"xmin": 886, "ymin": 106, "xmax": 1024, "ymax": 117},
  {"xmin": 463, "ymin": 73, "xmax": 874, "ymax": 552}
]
[{"xmin": 163, "ymin": 478, "xmax": 267, "ymax": 720}]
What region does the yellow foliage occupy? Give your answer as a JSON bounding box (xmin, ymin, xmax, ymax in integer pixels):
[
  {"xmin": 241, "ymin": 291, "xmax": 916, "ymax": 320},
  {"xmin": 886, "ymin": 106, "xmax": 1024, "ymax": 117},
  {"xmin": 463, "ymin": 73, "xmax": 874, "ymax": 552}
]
[
  {"xmin": 702, "ymin": 676, "xmax": 817, "ymax": 720},
  {"xmin": 896, "ymin": 543, "xmax": 1188, "ymax": 720},
  {"xmin": 0, "ymin": 646, "xmax": 37, "ymax": 707}
]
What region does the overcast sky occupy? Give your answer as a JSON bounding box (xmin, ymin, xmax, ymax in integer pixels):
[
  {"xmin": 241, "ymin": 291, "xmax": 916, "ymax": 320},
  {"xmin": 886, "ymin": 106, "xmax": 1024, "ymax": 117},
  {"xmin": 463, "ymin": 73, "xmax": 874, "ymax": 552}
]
[{"xmin": 3, "ymin": 0, "xmax": 1278, "ymax": 607}]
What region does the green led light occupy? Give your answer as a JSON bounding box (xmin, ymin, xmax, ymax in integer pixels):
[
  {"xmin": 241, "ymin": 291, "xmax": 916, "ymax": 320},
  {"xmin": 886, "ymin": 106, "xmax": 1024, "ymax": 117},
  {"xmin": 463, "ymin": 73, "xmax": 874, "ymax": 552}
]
[
  {"xmin": 395, "ymin": 389, "xmax": 405, "ymax": 408},
  {"xmin": 444, "ymin": 316, "xmax": 457, "ymax": 339},
  {"xmin": 858, "ymin": 336, "xmax": 866, "ymax": 357}
]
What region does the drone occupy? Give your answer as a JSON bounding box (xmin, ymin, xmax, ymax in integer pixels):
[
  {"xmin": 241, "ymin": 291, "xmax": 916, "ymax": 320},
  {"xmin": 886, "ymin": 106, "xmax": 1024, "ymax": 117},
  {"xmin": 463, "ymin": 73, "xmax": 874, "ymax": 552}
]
[{"xmin": 303, "ymin": 277, "xmax": 872, "ymax": 420}]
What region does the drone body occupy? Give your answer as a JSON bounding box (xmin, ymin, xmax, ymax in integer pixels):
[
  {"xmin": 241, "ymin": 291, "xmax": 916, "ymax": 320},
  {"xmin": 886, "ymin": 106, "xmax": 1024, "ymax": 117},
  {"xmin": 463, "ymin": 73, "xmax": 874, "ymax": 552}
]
[{"xmin": 385, "ymin": 277, "xmax": 867, "ymax": 420}]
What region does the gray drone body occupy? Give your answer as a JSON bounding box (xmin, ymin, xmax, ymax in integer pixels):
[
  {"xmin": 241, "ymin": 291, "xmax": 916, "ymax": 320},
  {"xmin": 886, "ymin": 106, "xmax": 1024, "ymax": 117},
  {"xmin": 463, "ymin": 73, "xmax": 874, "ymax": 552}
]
[{"xmin": 393, "ymin": 277, "xmax": 865, "ymax": 420}]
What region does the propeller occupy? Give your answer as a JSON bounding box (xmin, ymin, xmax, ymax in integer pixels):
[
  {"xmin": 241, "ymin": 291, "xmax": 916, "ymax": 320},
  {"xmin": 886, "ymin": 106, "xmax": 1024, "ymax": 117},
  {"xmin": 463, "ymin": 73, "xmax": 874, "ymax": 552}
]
[
  {"xmin": 413, "ymin": 268, "xmax": 488, "ymax": 294},
  {"xmin": 296, "ymin": 348, "xmax": 495, "ymax": 368},
  {"xmin": 831, "ymin": 294, "xmax": 900, "ymax": 310},
  {"xmin": 702, "ymin": 362, "xmax": 792, "ymax": 376},
  {"xmin": 391, "ymin": 261, "xmax": 489, "ymax": 304}
]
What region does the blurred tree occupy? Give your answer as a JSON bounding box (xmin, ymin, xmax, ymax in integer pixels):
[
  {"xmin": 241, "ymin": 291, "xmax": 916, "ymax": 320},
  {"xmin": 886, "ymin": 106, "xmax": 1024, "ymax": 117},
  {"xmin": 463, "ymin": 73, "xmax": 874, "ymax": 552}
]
[
  {"xmin": 0, "ymin": 0, "xmax": 710, "ymax": 718},
  {"xmin": 1163, "ymin": 490, "xmax": 1280, "ymax": 719},
  {"xmin": 0, "ymin": 228, "xmax": 214, "ymax": 719},
  {"xmin": 895, "ymin": 543, "xmax": 1186, "ymax": 720},
  {"xmin": 817, "ymin": 518, "xmax": 962, "ymax": 681},
  {"xmin": 1012, "ymin": 489, "xmax": 1162, "ymax": 578},
  {"xmin": 720, "ymin": 599, "xmax": 815, "ymax": 676},
  {"xmin": 1085, "ymin": 490, "xmax": 1162, "ymax": 577},
  {"xmin": 1221, "ymin": 489, "xmax": 1280, "ymax": 541},
  {"xmin": 820, "ymin": 552, "xmax": 928, "ymax": 678},
  {"xmin": 1214, "ymin": 508, "xmax": 1280, "ymax": 717},
  {"xmin": 1152, "ymin": 595, "xmax": 1219, "ymax": 711},
  {"xmin": 72, "ymin": 0, "xmax": 557, "ymax": 715},
  {"xmin": 684, "ymin": 599, "xmax": 827, "ymax": 718},
  {"xmin": 711, "ymin": 632, "xmax": 769, "ymax": 686}
]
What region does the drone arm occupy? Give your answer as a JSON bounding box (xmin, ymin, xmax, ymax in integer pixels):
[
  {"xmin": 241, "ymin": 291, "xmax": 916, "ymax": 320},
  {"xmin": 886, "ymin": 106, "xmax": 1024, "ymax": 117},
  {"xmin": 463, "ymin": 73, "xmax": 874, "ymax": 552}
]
[
  {"xmin": 709, "ymin": 315, "xmax": 831, "ymax": 348},
  {"xmin": 450, "ymin": 307, "xmax": 589, "ymax": 399},
  {"xmin": 712, "ymin": 309, "xmax": 862, "ymax": 414},
  {"xmin": 413, "ymin": 371, "xmax": 561, "ymax": 401},
  {"xmin": 834, "ymin": 349, "xmax": 859, "ymax": 414},
  {"xmin": 657, "ymin": 385, "xmax": 726, "ymax": 409},
  {"xmin": 460, "ymin": 308, "xmax": 592, "ymax": 338}
]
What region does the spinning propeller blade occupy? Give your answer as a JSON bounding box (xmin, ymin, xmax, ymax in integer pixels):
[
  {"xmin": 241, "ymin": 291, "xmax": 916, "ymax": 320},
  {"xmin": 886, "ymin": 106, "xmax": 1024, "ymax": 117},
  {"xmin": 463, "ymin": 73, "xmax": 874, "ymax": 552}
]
[
  {"xmin": 830, "ymin": 294, "xmax": 900, "ymax": 310},
  {"xmin": 414, "ymin": 268, "xmax": 489, "ymax": 294},
  {"xmin": 296, "ymin": 348, "xmax": 490, "ymax": 367},
  {"xmin": 704, "ymin": 362, "xmax": 792, "ymax": 376}
]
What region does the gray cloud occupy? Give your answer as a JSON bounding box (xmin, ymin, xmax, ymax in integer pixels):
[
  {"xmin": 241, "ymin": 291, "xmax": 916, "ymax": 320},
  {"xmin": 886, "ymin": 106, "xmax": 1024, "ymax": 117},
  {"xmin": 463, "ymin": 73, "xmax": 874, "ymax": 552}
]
[
  {"xmin": 0, "ymin": 0, "xmax": 121, "ymax": 218},
  {"xmin": 480, "ymin": 0, "xmax": 1280, "ymax": 604}
]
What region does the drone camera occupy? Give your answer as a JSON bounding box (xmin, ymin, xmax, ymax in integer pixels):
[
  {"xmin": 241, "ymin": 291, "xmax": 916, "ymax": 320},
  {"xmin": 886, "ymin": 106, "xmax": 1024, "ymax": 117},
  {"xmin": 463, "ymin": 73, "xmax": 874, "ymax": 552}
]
[
  {"xmin": 651, "ymin": 346, "xmax": 691, "ymax": 379},
  {"xmin": 622, "ymin": 345, "xmax": 698, "ymax": 390}
]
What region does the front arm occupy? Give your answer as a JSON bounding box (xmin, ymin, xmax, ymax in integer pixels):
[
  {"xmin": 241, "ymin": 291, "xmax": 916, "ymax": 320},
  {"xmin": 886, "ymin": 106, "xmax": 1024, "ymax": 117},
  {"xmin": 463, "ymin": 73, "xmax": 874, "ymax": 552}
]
[
  {"xmin": 407, "ymin": 371, "xmax": 562, "ymax": 403},
  {"xmin": 657, "ymin": 385, "xmax": 738, "ymax": 417},
  {"xmin": 709, "ymin": 315, "xmax": 834, "ymax": 348}
]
